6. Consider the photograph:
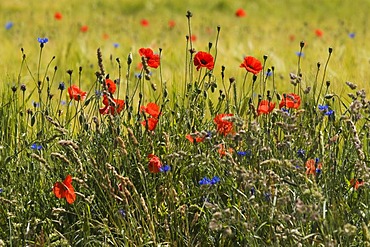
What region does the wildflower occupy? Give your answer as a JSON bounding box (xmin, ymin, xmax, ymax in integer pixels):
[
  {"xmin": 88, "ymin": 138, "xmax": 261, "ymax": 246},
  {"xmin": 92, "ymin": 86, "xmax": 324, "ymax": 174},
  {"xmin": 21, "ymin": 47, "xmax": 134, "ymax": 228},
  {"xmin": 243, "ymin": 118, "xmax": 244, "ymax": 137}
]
[
  {"xmin": 266, "ymin": 70, "xmax": 273, "ymax": 77},
  {"xmin": 264, "ymin": 192, "xmax": 271, "ymax": 201},
  {"xmin": 318, "ymin": 105, "xmax": 329, "ymax": 111},
  {"xmin": 325, "ymin": 110, "xmax": 334, "ymax": 116},
  {"xmin": 58, "ymin": 82, "xmax": 65, "ymax": 91},
  {"xmin": 54, "ymin": 12, "xmax": 63, "ymax": 20},
  {"xmin": 113, "ymin": 43, "xmax": 119, "ymax": 48},
  {"xmin": 190, "ymin": 35, "xmax": 197, "ymax": 42},
  {"xmin": 138, "ymin": 48, "xmax": 160, "ymax": 69},
  {"xmin": 185, "ymin": 133, "xmax": 205, "ymax": 143},
  {"xmin": 289, "ymin": 34, "xmax": 295, "ymax": 41},
  {"xmin": 279, "ymin": 93, "xmax": 301, "ymax": 109},
  {"xmin": 5, "ymin": 21, "xmax": 13, "ymax": 30},
  {"xmin": 118, "ymin": 209, "xmax": 126, "ymax": 217},
  {"xmin": 297, "ymin": 149, "xmax": 305, "ymax": 158},
  {"xmin": 199, "ymin": 177, "xmax": 211, "ymax": 185},
  {"xmin": 68, "ymin": 85, "xmax": 87, "ymax": 101},
  {"xmin": 140, "ymin": 102, "xmax": 160, "ymax": 118},
  {"xmin": 103, "ymin": 33, "xmax": 109, "ymax": 40},
  {"xmin": 141, "ymin": 117, "xmax": 159, "ymax": 131},
  {"xmin": 168, "ymin": 20, "xmax": 176, "ymax": 28},
  {"xmin": 348, "ymin": 32, "xmax": 355, "ymax": 39},
  {"xmin": 140, "ymin": 19, "xmax": 149, "ymax": 27},
  {"xmin": 37, "ymin": 37, "xmax": 49, "ymax": 44},
  {"xmin": 237, "ymin": 150, "xmax": 252, "ymax": 157},
  {"xmin": 31, "ymin": 143, "xmax": 42, "ymax": 150},
  {"xmin": 295, "ymin": 51, "xmax": 304, "ymax": 57},
  {"xmin": 315, "ymin": 29, "xmax": 323, "ymax": 37},
  {"xmin": 99, "ymin": 94, "xmax": 125, "ymax": 115},
  {"xmin": 0, "ymin": 188, "xmax": 3, "ymax": 193},
  {"xmin": 218, "ymin": 144, "xmax": 234, "ymax": 157},
  {"xmin": 160, "ymin": 165, "xmax": 171, "ymax": 173},
  {"xmin": 32, "ymin": 101, "xmax": 40, "ymax": 108},
  {"xmin": 240, "ymin": 56, "xmax": 263, "ymax": 75},
  {"xmin": 211, "ymin": 176, "xmax": 220, "ymax": 185},
  {"xmin": 104, "ymin": 78, "xmax": 116, "ymax": 94},
  {"xmin": 80, "ymin": 25, "xmax": 88, "ymax": 32},
  {"xmin": 20, "ymin": 84, "xmax": 26, "ymax": 92},
  {"xmin": 235, "ymin": 8, "xmax": 246, "ymax": 17},
  {"xmin": 214, "ymin": 113, "xmax": 234, "ymax": 136},
  {"xmin": 53, "ymin": 175, "xmax": 76, "ymax": 204},
  {"xmin": 350, "ymin": 178, "xmax": 364, "ymax": 190},
  {"xmin": 148, "ymin": 154, "xmax": 162, "ymax": 173},
  {"xmin": 305, "ymin": 158, "xmax": 322, "ymax": 176},
  {"xmin": 193, "ymin": 51, "xmax": 214, "ymax": 71},
  {"xmin": 257, "ymin": 100, "xmax": 275, "ymax": 115}
]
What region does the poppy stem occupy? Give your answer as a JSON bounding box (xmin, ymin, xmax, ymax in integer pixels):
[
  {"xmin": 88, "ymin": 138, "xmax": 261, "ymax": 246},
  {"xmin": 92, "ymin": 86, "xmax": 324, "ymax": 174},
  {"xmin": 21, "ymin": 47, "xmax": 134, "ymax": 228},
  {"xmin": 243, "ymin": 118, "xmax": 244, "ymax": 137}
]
[{"xmin": 315, "ymin": 48, "xmax": 332, "ymax": 107}]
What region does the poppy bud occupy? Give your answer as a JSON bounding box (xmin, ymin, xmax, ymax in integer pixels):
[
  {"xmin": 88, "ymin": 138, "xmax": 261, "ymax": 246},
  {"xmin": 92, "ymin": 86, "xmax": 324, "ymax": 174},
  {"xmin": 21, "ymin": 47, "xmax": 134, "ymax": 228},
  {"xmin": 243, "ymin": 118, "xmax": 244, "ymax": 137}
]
[
  {"xmin": 67, "ymin": 70, "xmax": 73, "ymax": 75},
  {"xmin": 229, "ymin": 77, "xmax": 235, "ymax": 84},
  {"xmin": 208, "ymin": 42, "xmax": 213, "ymax": 50},
  {"xmin": 263, "ymin": 55, "xmax": 268, "ymax": 61},
  {"xmin": 20, "ymin": 84, "xmax": 26, "ymax": 92},
  {"xmin": 326, "ymin": 81, "xmax": 331, "ymax": 87},
  {"xmin": 317, "ymin": 62, "xmax": 321, "ymax": 69},
  {"xmin": 300, "ymin": 41, "xmax": 305, "ymax": 48},
  {"xmin": 328, "ymin": 47, "xmax": 333, "ymax": 54},
  {"xmin": 11, "ymin": 86, "xmax": 17, "ymax": 92},
  {"xmin": 186, "ymin": 10, "xmax": 193, "ymax": 18}
]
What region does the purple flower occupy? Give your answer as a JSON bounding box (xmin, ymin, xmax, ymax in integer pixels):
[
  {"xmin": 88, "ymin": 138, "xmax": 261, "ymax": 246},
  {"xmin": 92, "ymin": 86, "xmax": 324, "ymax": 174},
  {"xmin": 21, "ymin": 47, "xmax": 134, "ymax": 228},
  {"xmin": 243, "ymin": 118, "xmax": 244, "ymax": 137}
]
[
  {"xmin": 297, "ymin": 149, "xmax": 305, "ymax": 158},
  {"xmin": 118, "ymin": 209, "xmax": 126, "ymax": 217},
  {"xmin": 0, "ymin": 188, "xmax": 3, "ymax": 193},
  {"xmin": 113, "ymin": 43, "xmax": 119, "ymax": 48},
  {"xmin": 318, "ymin": 105, "xmax": 329, "ymax": 111},
  {"xmin": 160, "ymin": 165, "xmax": 171, "ymax": 173},
  {"xmin": 210, "ymin": 176, "xmax": 220, "ymax": 185},
  {"xmin": 199, "ymin": 177, "xmax": 211, "ymax": 185},
  {"xmin": 37, "ymin": 37, "xmax": 49, "ymax": 44},
  {"xmin": 266, "ymin": 70, "xmax": 272, "ymax": 77},
  {"xmin": 5, "ymin": 22, "xmax": 13, "ymax": 30},
  {"xmin": 295, "ymin": 51, "xmax": 304, "ymax": 57},
  {"xmin": 348, "ymin": 32, "xmax": 355, "ymax": 39},
  {"xmin": 58, "ymin": 82, "xmax": 65, "ymax": 91},
  {"xmin": 325, "ymin": 110, "xmax": 334, "ymax": 116},
  {"xmin": 31, "ymin": 143, "xmax": 42, "ymax": 150}
]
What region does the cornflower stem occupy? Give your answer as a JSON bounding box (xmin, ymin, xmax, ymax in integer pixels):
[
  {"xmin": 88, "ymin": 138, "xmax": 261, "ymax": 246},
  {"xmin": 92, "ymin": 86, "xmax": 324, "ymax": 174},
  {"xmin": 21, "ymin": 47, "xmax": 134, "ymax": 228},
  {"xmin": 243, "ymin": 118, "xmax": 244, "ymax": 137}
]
[{"xmin": 316, "ymin": 48, "xmax": 332, "ymax": 106}]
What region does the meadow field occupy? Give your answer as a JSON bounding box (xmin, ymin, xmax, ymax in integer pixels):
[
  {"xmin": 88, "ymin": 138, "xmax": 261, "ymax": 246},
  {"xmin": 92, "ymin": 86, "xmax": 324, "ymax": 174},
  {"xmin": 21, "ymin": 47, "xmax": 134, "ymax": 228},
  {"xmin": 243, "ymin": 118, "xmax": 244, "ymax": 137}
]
[{"xmin": 0, "ymin": 0, "xmax": 370, "ymax": 246}]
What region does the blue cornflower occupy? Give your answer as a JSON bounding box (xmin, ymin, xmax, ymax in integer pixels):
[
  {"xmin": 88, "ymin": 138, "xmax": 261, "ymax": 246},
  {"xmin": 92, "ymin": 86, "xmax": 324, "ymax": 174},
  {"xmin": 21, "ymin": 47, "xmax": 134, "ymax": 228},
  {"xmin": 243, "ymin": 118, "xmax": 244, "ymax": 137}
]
[
  {"xmin": 266, "ymin": 70, "xmax": 273, "ymax": 77},
  {"xmin": 113, "ymin": 43, "xmax": 119, "ymax": 48},
  {"xmin": 237, "ymin": 150, "xmax": 252, "ymax": 157},
  {"xmin": 264, "ymin": 192, "xmax": 271, "ymax": 201},
  {"xmin": 297, "ymin": 149, "xmax": 305, "ymax": 158},
  {"xmin": 315, "ymin": 158, "xmax": 320, "ymax": 164},
  {"xmin": 0, "ymin": 188, "xmax": 3, "ymax": 193},
  {"xmin": 61, "ymin": 100, "xmax": 66, "ymax": 105},
  {"xmin": 118, "ymin": 209, "xmax": 126, "ymax": 217},
  {"xmin": 58, "ymin": 82, "xmax": 65, "ymax": 91},
  {"xmin": 250, "ymin": 187, "xmax": 255, "ymax": 196},
  {"xmin": 348, "ymin": 32, "xmax": 355, "ymax": 39},
  {"xmin": 32, "ymin": 101, "xmax": 40, "ymax": 108},
  {"xmin": 318, "ymin": 105, "xmax": 329, "ymax": 111},
  {"xmin": 199, "ymin": 177, "xmax": 211, "ymax": 185},
  {"xmin": 31, "ymin": 143, "xmax": 42, "ymax": 150},
  {"xmin": 325, "ymin": 110, "xmax": 334, "ymax": 116},
  {"xmin": 95, "ymin": 90, "xmax": 103, "ymax": 98},
  {"xmin": 160, "ymin": 165, "xmax": 171, "ymax": 173},
  {"xmin": 37, "ymin": 37, "xmax": 49, "ymax": 44},
  {"xmin": 295, "ymin": 51, "xmax": 304, "ymax": 57},
  {"xmin": 210, "ymin": 176, "xmax": 220, "ymax": 185},
  {"xmin": 135, "ymin": 73, "xmax": 142, "ymax": 79},
  {"xmin": 316, "ymin": 167, "xmax": 322, "ymax": 175},
  {"xmin": 5, "ymin": 21, "xmax": 13, "ymax": 30}
]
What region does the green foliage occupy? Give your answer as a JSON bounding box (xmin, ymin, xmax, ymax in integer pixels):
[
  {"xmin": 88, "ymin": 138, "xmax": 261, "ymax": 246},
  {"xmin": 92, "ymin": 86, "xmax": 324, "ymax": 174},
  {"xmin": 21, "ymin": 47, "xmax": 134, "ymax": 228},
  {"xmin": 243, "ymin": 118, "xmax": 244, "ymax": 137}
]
[{"xmin": 0, "ymin": 1, "xmax": 370, "ymax": 246}]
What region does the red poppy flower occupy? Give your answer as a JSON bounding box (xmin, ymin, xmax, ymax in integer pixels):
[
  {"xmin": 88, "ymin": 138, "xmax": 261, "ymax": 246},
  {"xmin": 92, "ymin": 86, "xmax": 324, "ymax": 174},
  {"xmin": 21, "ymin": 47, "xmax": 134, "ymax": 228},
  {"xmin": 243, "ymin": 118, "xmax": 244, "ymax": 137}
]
[
  {"xmin": 148, "ymin": 154, "xmax": 162, "ymax": 173},
  {"xmin": 140, "ymin": 19, "xmax": 149, "ymax": 27},
  {"xmin": 235, "ymin": 8, "xmax": 246, "ymax": 17},
  {"xmin": 194, "ymin": 51, "xmax": 214, "ymax": 71},
  {"xmin": 104, "ymin": 78, "xmax": 116, "ymax": 94},
  {"xmin": 185, "ymin": 133, "xmax": 205, "ymax": 143},
  {"xmin": 99, "ymin": 95, "xmax": 125, "ymax": 115},
  {"xmin": 289, "ymin": 34, "xmax": 295, "ymax": 41},
  {"xmin": 141, "ymin": 117, "xmax": 158, "ymax": 131},
  {"xmin": 191, "ymin": 35, "xmax": 197, "ymax": 42},
  {"xmin": 305, "ymin": 159, "xmax": 322, "ymax": 176},
  {"xmin": 257, "ymin": 100, "xmax": 275, "ymax": 115},
  {"xmin": 68, "ymin": 85, "xmax": 87, "ymax": 101},
  {"xmin": 53, "ymin": 175, "xmax": 76, "ymax": 204},
  {"xmin": 140, "ymin": 102, "xmax": 160, "ymax": 118},
  {"xmin": 80, "ymin": 25, "xmax": 88, "ymax": 33},
  {"xmin": 350, "ymin": 178, "xmax": 364, "ymax": 190},
  {"xmin": 103, "ymin": 33, "xmax": 109, "ymax": 40},
  {"xmin": 54, "ymin": 12, "xmax": 63, "ymax": 20},
  {"xmin": 138, "ymin": 48, "xmax": 160, "ymax": 69},
  {"xmin": 168, "ymin": 20, "xmax": 176, "ymax": 28},
  {"xmin": 214, "ymin": 113, "xmax": 234, "ymax": 136},
  {"xmin": 279, "ymin": 93, "xmax": 301, "ymax": 109},
  {"xmin": 218, "ymin": 144, "xmax": 234, "ymax": 157},
  {"xmin": 240, "ymin": 56, "xmax": 263, "ymax": 75},
  {"xmin": 315, "ymin": 29, "xmax": 323, "ymax": 37}
]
